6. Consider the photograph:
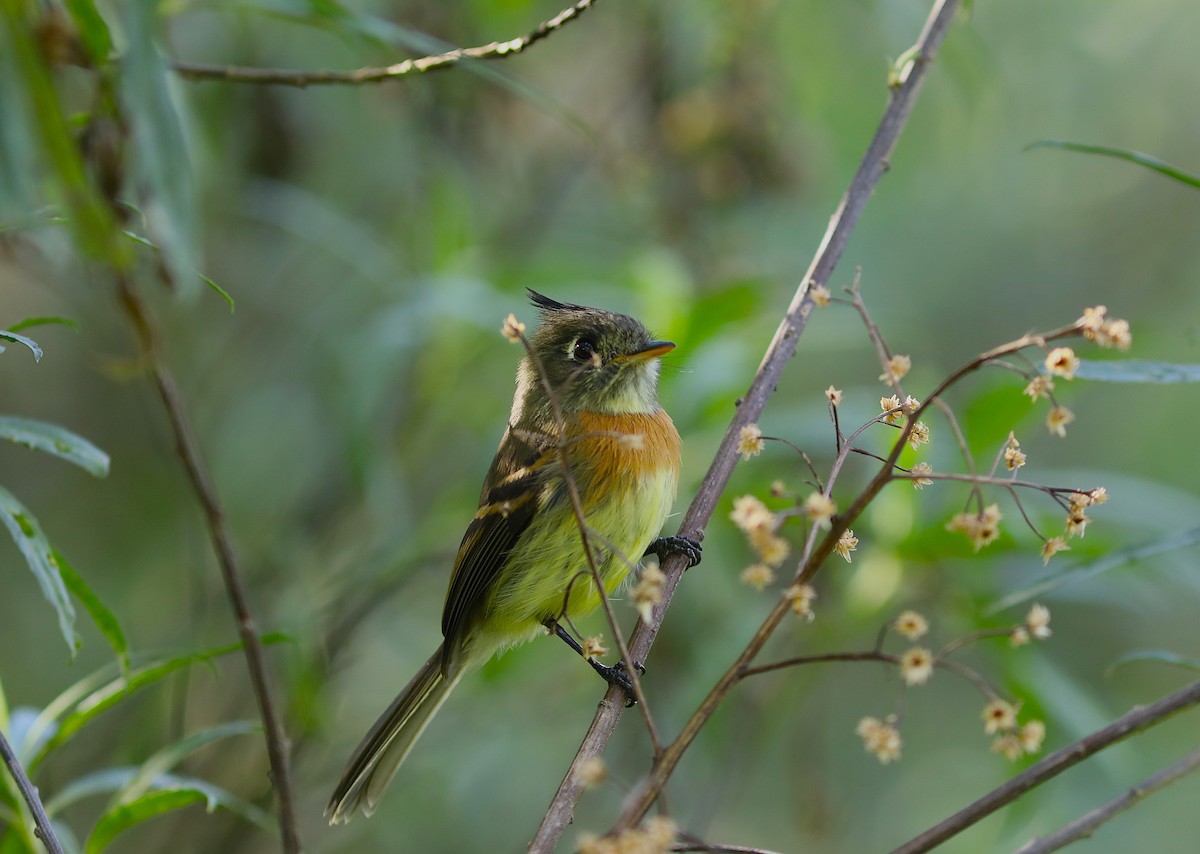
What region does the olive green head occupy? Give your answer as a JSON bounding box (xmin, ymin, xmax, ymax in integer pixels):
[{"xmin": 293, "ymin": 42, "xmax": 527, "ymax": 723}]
[{"xmin": 517, "ymin": 289, "xmax": 673, "ymax": 415}]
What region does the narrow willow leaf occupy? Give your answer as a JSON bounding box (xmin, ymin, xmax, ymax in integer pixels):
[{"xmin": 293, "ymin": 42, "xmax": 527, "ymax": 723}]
[
  {"xmin": 0, "ymin": 486, "xmax": 78, "ymax": 654},
  {"xmin": 1027, "ymin": 139, "xmax": 1200, "ymax": 189},
  {"xmin": 117, "ymin": 722, "xmax": 261, "ymax": 805},
  {"xmin": 119, "ymin": 2, "xmax": 197, "ymax": 297},
  {"xmin": 122, "ymin": 230, "xmax": 234, "ymax": 310},
  {"xmin": 56, "ymin": 550, "xmax": 129, "ymax": 675},
  {"xmin": 63, "ymin": 0, "xmax": 113, "ymax": 64},
  {"xmin": 1075, "ymin": 359, "xmax": 1200, "ymax": 384},
  {"xmin": 0, "ymin": 416, "xmax": 110, "ymax": 476},
  {"xmin": 0, "ymin": 330, "xmax": 43, "ymax": 362},
  {"xmin": 27, "ymin": 633, "xmax": 289, "ymax": 769},
  {"xmin": 990, "ymin": 525, "xmax": 1200, "ymax": 613},
  {"xmin": 1106, "ymin": 650, "xmax": 1200, "ymax": 678},
  {"xmin": 6, "ymin": 316, "xmax": 77, "ymax": 334}
]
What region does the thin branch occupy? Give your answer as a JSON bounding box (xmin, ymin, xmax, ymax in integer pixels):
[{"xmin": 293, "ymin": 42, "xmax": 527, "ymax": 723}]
[
  {"xmin": 1013, "ymin": 745, "xmax": 1200, "ymax": 854},
  {"xmin": 116, "ymin": 277, "xmax": 300, "ymax": 853},
  {"xmin": 528, "ymin": 4, "xmax": 965, "ymax": 845},
  {"xmin": 0, "ymin": 728, "xmax": 63, "ymax": 854},
  {"xmin": 673, "ymin": 839, "xmax": 787, "ymax": 854},
  {"xmin": 172, "ymin": 0, "xmax": 600, "ymax": 88},
  {"xmin": 890, "ymin": 678, "xmax": 1200, "ymax": 853}
]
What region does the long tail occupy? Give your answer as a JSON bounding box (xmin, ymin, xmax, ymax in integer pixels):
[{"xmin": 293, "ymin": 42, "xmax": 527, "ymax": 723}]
[{"xmin": 326, "ymin": 645, "xmax": 461, "ymax": 824}]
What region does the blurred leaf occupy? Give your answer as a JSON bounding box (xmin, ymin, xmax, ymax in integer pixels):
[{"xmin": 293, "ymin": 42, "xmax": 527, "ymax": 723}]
[
  {"xmin": 6, "ymin": 316, "xmax": 77, "ymax": 334},
  {"xmin": 84, "ymin": 787, "xmax": 234, "ymax": 853},
  {"xmin": 1027, "ymin": 140, "xmax": 1200, "ymax": 189},
  {"xmin": 0, "ymin": 416, "xmax": 110, "ymax": 476},
  {"xmin": 1075, "ymin": 359, "xmax": 1200, "ymax": 384},
  {"xmin": 26, "ymin": 634, "xmax": 289, "ymax": 769},
  {"xmin": 0, "ymin": 486, "xmax": 78, "ymax": 655},
  {"xmin": 56, "ymin": 550, "xmax": 129, "ymax": 675},
  {"xmin": 989, "ymin": 525, "xmax": 1200, "ymax": 613},
  {"xmin": 119, "ymin": 1, "xmax": 198, "ymax": 297},
  {"xmin": 122, "ymin": 229, "xmax": 235, "ymax": 310},
  {"xmin": 1106, "ymin": 650, "xmax": 1200, "ymax": 678},
  {"xmin": 116, "ymin": 722, "xmax": 261, "ymax": 804},
  {"xmin": 0, "ymin": 330, "xmax": 43, "ymax": 362},
  {"xmin": 63, "ymin": 0, "xmax": 113, "ymax": 63},
  {"xmin": 0, "ymin": 1, "xmax": 125, "ymax": 265}
]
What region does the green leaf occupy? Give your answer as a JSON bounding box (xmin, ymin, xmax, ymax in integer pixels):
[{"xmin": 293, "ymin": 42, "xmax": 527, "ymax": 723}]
[
  {"xmin": 5, "ymin": 316, "xmax": 77, "ymax": 334},
  {"xmin": 1026, "ymin": 139, "xmax": 1200, "ymax": 189},
  {"xmin": 0, "ymin": 330, "xmax": 43, "ymax": 362},
  {"xmin": 0, "ymin": 486, "xmax": 78, "ymax": 655},
  {"xmin": 0, "ymin": 416, "xmax": 110, "ymax": 476},
  {"xmin": 63, "ymin": 0, "xmax": 114, "ymax": 64},
  {"xmin": 1106, "ymin": 650, "xmax": 1200, "ymax": 678},
  {"xmin": 117, "ymin": 722, "xmax": 261, "ymax": 805},
  {"xmin": 1075, "ymin": 359, "xmax": 1200, "ymax": 384},
  {"xmin": 118, "ymin": 2, "xmax": 198, "ymax": 297},
  {"xmin": 25, "ymin": 634, "xmax": 289, "ymax": 769},
  {"xmin": 122, "ymin": 230, "xmax": 234, "ymax": 311},
  {"xmin": 56, "ymin": 550, "xmax": 129, "ymax": 675},
  {"xmin": 989, "ymin": 524, "xmax": 1200, "ymax": 613},
  {"xmin": 85, "ymin": 789, "xmax": 205, "ymax": 853},
  {"xmin": 0, "ymin": 1, "xmax": 126, "ymax": 265}
]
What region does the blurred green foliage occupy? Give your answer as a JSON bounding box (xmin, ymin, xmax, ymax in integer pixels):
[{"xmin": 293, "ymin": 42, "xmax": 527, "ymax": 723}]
[{"xmin": 1, "ymin": 0, "xmax": 1199, "ymax": 851}]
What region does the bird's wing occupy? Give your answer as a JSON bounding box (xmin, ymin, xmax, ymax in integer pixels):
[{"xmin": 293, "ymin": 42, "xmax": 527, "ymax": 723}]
[{"xmin": 440, "ymin": 428, "xmax": 558, "ymax": 667}]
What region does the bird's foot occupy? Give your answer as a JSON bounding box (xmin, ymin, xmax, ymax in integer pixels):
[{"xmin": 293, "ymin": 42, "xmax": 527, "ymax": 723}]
[
  {"xmin": 644, "ymin": 534, "xmax": 703, "ymax": 569},
  {"xmin": 588, "ymin": 659, "xmax": 646, "ymax": 707}
]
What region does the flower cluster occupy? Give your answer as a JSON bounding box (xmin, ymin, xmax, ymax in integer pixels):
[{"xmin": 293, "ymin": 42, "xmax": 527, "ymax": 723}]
[
  {"xmin": 737, "ymin": 423, "xmax": 765, "ymax": 460},
  {"xmin": 578, "ymin": 816, "xmax": 677, "ymax": 854},
  {"xmin": 729, "ymin": 494, "xmax": 791, "ymax": 584},
  {"xmin": 500, "ymin": 313, "xmax": 526, "ymax": 342},
  {"xmin": 983, "ymin": 699, "xmax": 1046, "ymax": 761},
  {"xmin": 856, "ymin": 716, "xmax": 903, "ymax": 764},
  {"xmin": 1078, "ymin": 305, "xmax": 1132, "ymax": 350},
  {"xmin": 946, "ymin": 503, "xmax": 1003, "ymax": 551},
  {"xmin": 631, "ymin": 565, "xmax": 665, "ymax": 624}
]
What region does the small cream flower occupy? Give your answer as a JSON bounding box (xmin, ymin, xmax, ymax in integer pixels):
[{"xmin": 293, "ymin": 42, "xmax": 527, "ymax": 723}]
[
  {"xmin": 730, "ymin": 495, "xmax": 775, "ymax": 532},
  {"xmin": 1066, "ymin": 509, "xmax": 1090, "ymax": 539},
  {"xmin": 501, "ymin": 313, "xmax": 526, "ymax": 342},
  {"xmin": 880, "ymin": 395, "xmax": 903, "ymax": 424},
  {"xmin": 1078, "ymin": 305, "xmax": 1107, "ymax": 334},
  {"xmin": 1045, "ymin": 347, "xmax": 1080, "ymax": 380},
  {"xmin": 632, "ymin": 565, "xmax": 665, "ymax": 623},
  {"xmin": 1046, "ymin": 405, "xmax": 1074, "ymax": 438},
  {"xmin": 581, "ymin": 635, "xmax": 608, "ymax": 661},
  {"xmin": 825, "ymin": 385, "xmax": 843, "ymax": 406},
  {"xmin": 1024, "ymin": 375, "xmax": 1055, "ymax": 402},
  {"xmin": 1010, "ymin": 627, "xmax": 1030, "ymax": 647},
  {"xmin": 1068, "ymin": 491, "xmax": 1093, "ymax": 513},
  {"xmin": 1004, "ymin": 436, "xmax": 1027, "ymax": 472},
  {"xmin": 947, "ymin": 504, "xmax": 1002, "ymax": 551},
  {"xmin": 576, "ymin": 757, "xmax": 607, "ymax": 789},
  {"xmin": 737, "ymin": 423, "xmax": 765, "ymax": 460},
  {"xmin": 1025, "ymin": 603, "xmax": 1052, "ymax": 639},
  {"xmin": 991, "ymin": 734, "xmax": 1024, "ymax": 761},
  {"xmin": 1089, "ymin": 487, "xmax": 1109, "ymax": 505},
  {"xmin": 903, "ymin": 395, "xmax": 921, "ymax": 413},
  {"xmin": 740, "ymin": 563, "xmax": 775, "ymax": 591},
  {"xmin": 1041, "ymin": 536, "xmax": 1070, "ymax": 565},
  {"xmin": 856, "ymin": 716, "xmax": 903, "ymax": 764},
  {"xmin": 895, "ymin": 610, "xmax": 929, "ymax": 640},
  {"xmin": 834, "ymin": 529, "xmax": 858, "ymax": 563},
  {"xmin": 907, "ymin": 421, "xmax": 930, "ymax": 450},
  {"xmin": 750, "ymin": 529, "xmax": 790, "ymax": 566},
  {"xmin": 899, "ymin": 647, "xmax": 934, "ymax": 686},
  {"xmin": 784, "ymin": 583, "xmax": 817, "ymax": 620},
  {"xmin": 770, "ymin": 479, "xmax": 788, "ymax": 497},
  {"xmin": 982, "ymin": 699, "xmax": 1018, "ymax": 735},
  {"xmin": 910, "ymin": 462, "xmax": 934, "ymax": 489},
  {"xmin": 1105, "ymin": 318, "xmax": 1132, "ymax": 350},
  {"xmin": 880, "ymin": 354, "xmax": 912, "ymax": 384},
  {"xmin": 811, "ymin": 283, "xmax": 832, "ymax": 307},
  {"xmin": 1020, "ymin": 720, "xmax": 1046, "ymax": 753},
  {"xmin": 803, "ymin": 492, "xmax": 837, "ymax": 528}
]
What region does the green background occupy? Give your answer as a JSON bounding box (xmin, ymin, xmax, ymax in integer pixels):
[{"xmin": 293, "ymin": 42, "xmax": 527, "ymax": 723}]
[{"xmin": 2, "ymin": 0, "xmax": 1199, "ymax": 851}]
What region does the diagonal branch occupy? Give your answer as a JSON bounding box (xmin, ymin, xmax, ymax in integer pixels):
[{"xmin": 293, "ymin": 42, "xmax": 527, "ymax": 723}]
[
  {"xmin": 1012, "ymin": 745, "xmax": 1200, "ymax": 854},
  {"xmin": 172, "ymin": 0, "xmax": 600, "ymax": 88},
  {"xmin": 116, "ymin": 276, "xmax": 300, "ymax": 853},
  {"xmin": 527, "ymin": 0, "xmax": 963, "ymax": 847},
  {"xmin": 891, "ymin": 678, "xmax": 1200, "ymax": 853},
  {"xmin": 0, "ymin": 727, "xmax": 63, "ymax": 854}
]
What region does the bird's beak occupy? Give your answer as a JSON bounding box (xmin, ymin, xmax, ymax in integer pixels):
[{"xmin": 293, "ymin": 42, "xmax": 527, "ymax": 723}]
[{"xmin": 615, "ymin": 340, "xmax": 675, "ymax": 363}]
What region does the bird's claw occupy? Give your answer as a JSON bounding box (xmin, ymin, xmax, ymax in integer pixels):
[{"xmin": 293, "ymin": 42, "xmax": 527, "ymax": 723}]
[
  {"xmin": 589, "ymin": 659, "xmax": 646, "ymax": 706},
  {"xmin": 645, "ymin": 534, "xmax": 703, "ymax": 569}
]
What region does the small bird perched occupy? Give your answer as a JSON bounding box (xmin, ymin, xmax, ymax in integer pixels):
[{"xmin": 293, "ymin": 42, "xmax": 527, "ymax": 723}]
[{"xmin": 327, "ymin": 289, "xmax": 700, "ymax": 823}]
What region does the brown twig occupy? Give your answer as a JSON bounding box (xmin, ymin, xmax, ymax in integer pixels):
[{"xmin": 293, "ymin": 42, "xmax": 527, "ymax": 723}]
[
  {"xmin": 172, "ymin": 0, "xmax": 600, "ymax": 88},
  {"xmin": 0, "ymin": 728, "xmax": 64, "ymax": 854},
  {"xmin": 527, "ymin": 1, "xmax": 964, "ymax": 847},
  {"xmin": 1012, "ymin": 745, "xmax": 1200, "ymax": 854},
  {"xmin": 890, "ymin": 679, "xmax": 1200, "ymax": 853},
  {"xmin": 116, "ymin": 276, "xmax": 300, "ymax": 853}
]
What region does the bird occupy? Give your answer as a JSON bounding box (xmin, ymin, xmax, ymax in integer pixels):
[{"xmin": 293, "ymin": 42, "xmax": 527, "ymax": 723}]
[{"xmin": 326, "ymin": 289, "xmax": 700, "ymax": 823}]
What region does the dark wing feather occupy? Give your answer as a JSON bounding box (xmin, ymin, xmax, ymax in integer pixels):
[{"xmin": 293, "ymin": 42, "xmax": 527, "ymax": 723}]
[{"xmin": 440, "ymin": 429, "xmax": 554, "ymax": 669}]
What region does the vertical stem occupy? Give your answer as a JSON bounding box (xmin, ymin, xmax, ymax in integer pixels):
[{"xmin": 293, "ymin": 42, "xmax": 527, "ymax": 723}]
[{"xmin": 116, "ymin": 277, "xmax": 301, "ymax": 853}]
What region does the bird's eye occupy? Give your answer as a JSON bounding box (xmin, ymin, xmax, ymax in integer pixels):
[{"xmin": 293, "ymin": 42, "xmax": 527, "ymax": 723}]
[{"xmin": 572, "ymin": 339, "xmax": 597, "ymax": 363}]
